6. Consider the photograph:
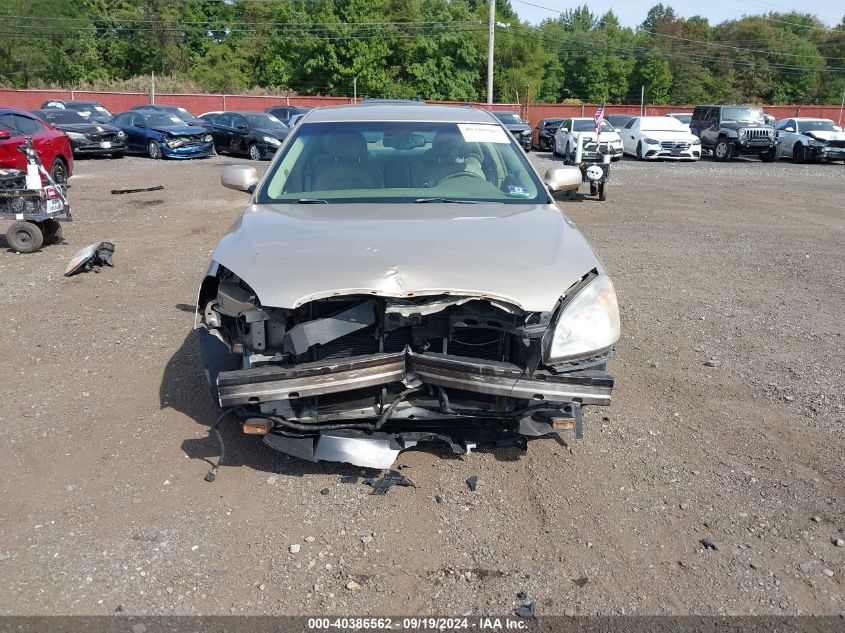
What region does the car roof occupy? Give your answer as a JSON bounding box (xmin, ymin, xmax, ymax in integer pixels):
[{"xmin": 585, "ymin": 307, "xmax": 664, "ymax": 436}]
[
  {"xmin": 305, "ymin": 103, "xmax": 498, "ymax": 124},
  {"xmin": 0, "ymin": 107, "xmax": 36, "ymax": 117},
  {"xmin": 792, "ymin": 117, "xmax": 834, "ymax": 122}
]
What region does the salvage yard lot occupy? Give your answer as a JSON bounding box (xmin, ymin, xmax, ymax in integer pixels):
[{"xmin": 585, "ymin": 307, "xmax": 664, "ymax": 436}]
[{"xmin": 0, "ymin": 152, "xmax": 843, "ymax": 615}]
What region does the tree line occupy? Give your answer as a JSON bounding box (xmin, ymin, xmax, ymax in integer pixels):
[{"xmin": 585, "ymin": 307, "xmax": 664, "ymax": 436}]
[{"xmin": 0, "ymin": 0, "xmax": 843, "ymax": 105}]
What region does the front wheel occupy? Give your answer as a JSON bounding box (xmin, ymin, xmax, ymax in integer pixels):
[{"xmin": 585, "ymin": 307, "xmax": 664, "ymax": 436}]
[
  {"xmin": 41, "ymin": 219, "xmax": 63, "ymax": 245},
  {"xmin": 792, "ymin": 143, "xmax": 805, "ymax": 164},
  {"xmin": 636, "ymin": 142, "xmax": 643, "ymax": 160},
  {"xmin": 248, "ymin": 143, "xmax": 262, "ymax": 161},
  {"xmin": 598, "ymin": 182, "xmax": 608, "ymax": 202},
  {"xmin": 759, "ymin": 145, "xmax": 781, "ymax": 163},
  {"xmin": 713, "ymin": 138, "xmax": 733, "ymax": 162},
  {"xmin": 147, "ymin": 140, "xmax": 162, "ymax": 159},
  {"xmin": 6, "ymin": 221, "xmax": 43, "ymax": 253},
  {"xmin": 50, "ymin": 157, "xmax": 68, "ymax": 185}
]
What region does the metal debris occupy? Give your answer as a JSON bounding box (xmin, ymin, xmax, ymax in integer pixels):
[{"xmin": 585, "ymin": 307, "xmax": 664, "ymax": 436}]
[
  {"xmin": 514, "ymin": 602, "xmax": 535, "ymax": 619},
  {"xmin": 363, "ymin": 469, "xmax": 415, "ymax": 495},
  {"xmin": 64, "ymin": 242, "xmax": 115, "ymax": 277},
  {"xmin": 110, "ymin": 185, "xmax": 164, "ymax": 195},
  {"xmin": 466, "ymin": 475, "xmax": 479, "ymax": 492},
  {"xmin": 700, "ymin": 538, "xmax": 718, "ymax": 551}
]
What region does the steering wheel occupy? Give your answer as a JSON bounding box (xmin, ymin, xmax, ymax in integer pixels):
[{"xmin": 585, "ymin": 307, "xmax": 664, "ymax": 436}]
[{"xmin": 437, "ymin": 170, "xmax": 486, "ymax": 186}]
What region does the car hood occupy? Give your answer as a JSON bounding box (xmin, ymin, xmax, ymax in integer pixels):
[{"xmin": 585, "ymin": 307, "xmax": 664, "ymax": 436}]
[
  {"xmin": 150, "ymin": 125, "xmax": 207, "ymax": 136},
  {"xmin": 503, "ymin": 123, "xmax": 531, "ymax": 133},
  {"xmin": 805, "ymin": 131, "xmax": 845, "ymax": 142},
  {"xmin": 254, "ymin": 127, "xmax": 289, "ymax": 140},
  {"xmin": 57, "ymin": 123, "xmax": 121, "ymax": 135},
  {"xmin": 571, "ymin": 131, "xmax": 622, "ymax": 143},
  {"xmin": 639, "ymin": 130, "xmax": 698, "ymax": 141},
  {"xmin": 721, "ymin": 121, "xmax": 772, "ymax": 131},
  {"xmin": 211, "ymin": 203, "xmax": 603, "ymax": 312}
]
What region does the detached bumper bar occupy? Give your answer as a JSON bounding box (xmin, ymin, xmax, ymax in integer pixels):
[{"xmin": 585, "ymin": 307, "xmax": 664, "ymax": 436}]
[{"xmin": 216, "ymin": 349, "xmax": 613, "ymax": 408}]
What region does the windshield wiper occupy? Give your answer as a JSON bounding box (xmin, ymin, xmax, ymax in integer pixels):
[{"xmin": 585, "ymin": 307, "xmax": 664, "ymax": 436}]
[
  {"xmin": 296, "ymin": 198, "xmax": 329, "ymax": 204},
  {"xmin": 414, "ymin": 197, "xmax": 483, "ymax": 204}
]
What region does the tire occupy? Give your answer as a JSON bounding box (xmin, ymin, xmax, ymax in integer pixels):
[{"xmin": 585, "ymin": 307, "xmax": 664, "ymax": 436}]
[
  {"xmin": 598, "ymin": 182, "xmax": 608, "ymax": 202},
  {"xmin": 6, "ymin": 221, "xmax": 43, "ymax": 253},
  {"xmin": 590, "ymin": 182, "xmax": 598, "ymax": 196},
  {"xmin": 760, "ymin": 145, "xmax": 781, "ymax": 163},
  {"xmin": 713, "ymin": 138, "xmax": 733, "ymax": 162},
  {"xmin": 147, "ymin": 140, "xmax": 162, "ymax": 159},
  {"xmin": 248, "ymin": 143, "xmax": 262, "ymax": 161},
  {"xmin": 636, "ymin": 142, "xmax": 643, "ymax": 160},
  {"xmin": 50, "ymin": 157, "xmax": 68, "ymax": 185},
  {"xmin": 792, "ymin": 143, "xmax": 805, "ymax": 164},
  {"xmin": 41, "ymin": 219, "xmax": 63, "ymax": 245}
]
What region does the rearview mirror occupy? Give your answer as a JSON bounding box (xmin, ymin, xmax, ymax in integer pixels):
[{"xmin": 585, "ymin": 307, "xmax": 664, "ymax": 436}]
[
  {"xmin": 0, "ymin": 129, "xmax": 11, "ymax": 140},
  {"xmin": 222, "ymin": 165, "xmax": 259, "ymax": 193},
  {"xmin": 543, "ymin": 167, "xmax": 581, "ymax": 193}
]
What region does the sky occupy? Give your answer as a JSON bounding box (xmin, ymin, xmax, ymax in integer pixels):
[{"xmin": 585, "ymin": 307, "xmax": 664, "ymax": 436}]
[{"xmin": 509, "ymin": 0, "xmax": 845, "ymax": 27}]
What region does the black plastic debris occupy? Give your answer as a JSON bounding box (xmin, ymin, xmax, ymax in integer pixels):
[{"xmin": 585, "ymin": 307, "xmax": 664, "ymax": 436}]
[
  {"xmin": 111, "ymin": 185, "xmax": 164, "ymax": 195},
  {"xmin": 466, "ymin": 475, "xmax": 479, "ymax": 492},
  {"xmin": 700, "ymin": 538, "xmax": 718, "ymax": 551},
  {"xmin": 363, "ymin": 470, "xmax": 415, "ymax": 495},
  {"xmin": 64, "ymin": 242, "xmax": 115, "ymax": 277},
  {"xmin": 340, "ymin": 475, "xmax": 358, "ymax": 485},
  {"xmin": 434, "ymin": 494, "xmax": 443, "ymax": 504},
  {"xmin": 514, "ymin": 603, "xmax": 535, "ymax": 619},
  {"xmin": 516, "ymin": 591, "xmax": 528, "ymax": 601}
]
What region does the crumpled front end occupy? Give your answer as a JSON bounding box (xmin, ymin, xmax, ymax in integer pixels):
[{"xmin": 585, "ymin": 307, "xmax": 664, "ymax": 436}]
[{"xmin": 197, "ymin": 266, "xmax": 615, "ymax": 468}]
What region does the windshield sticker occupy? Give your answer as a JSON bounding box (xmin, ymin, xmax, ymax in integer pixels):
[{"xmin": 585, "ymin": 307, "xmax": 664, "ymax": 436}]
[
  {"xmin": 457, "ymin": 124, "xmax": 510, "ymax": 144},
  {"xmin": 507, "ymin": 185, "xmax": 531, "ymax": 197}
]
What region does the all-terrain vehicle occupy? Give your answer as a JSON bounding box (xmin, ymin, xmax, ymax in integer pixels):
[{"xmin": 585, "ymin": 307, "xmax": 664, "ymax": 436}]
[
  {"xmin": 690, "ymin": 105, "xmax": 781, "ymax": 162},
  {"xmin": 1, "ymin": 138, "xmax": 72, "ymax": 253},
  {"xmin": 562, "ymin": 134, "xmax": 612, "ymax": 201}
]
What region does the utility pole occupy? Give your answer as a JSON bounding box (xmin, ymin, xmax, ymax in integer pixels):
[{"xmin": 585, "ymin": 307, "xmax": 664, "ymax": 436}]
[
  {"xmin": 640, "ymin": 85, "xmax": 644, "ymax": 116},
  {"xmin": 486, "ymin": 0, "xmax": 495, "ymax": 105},
  {"xmin": 353, "ymin": 77, "xmax": 357, "ymax": 104},
  {"xmin": 839, "ymin": 86, "xmax": 845, "ymax": 126},
  {"xmin": 151, "ymin": 71, "xmax": 155, "ymax": 105}
]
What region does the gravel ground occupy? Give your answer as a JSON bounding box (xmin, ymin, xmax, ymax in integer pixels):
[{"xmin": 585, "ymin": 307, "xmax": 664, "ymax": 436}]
[{"xmin": 0, "ymin": 150, "xmax": 843, "ymax": 616}]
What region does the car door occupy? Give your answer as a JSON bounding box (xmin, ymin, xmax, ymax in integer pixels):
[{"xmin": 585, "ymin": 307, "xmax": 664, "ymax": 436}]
[
  {"xmin": 555, "ymin": 119, "xmax": 570, "ymax": 153},
  {"xmin": 11, "ymin": 114, "xmax": 51, "ymax": 164},
  {"xmin": 622, "ymin": 118, "xmax": 638, "ymax": 154},
  {"xmin": 777, "ymin": 119, "xmax": 798, "ymax": 156},
  {"xmin": 0, "ymin": 112, "xmax": 26, "ymax": 171},
  {"xmin": 700, "ymin": 109, "xmax": 720, "ymax": 147},
  {"xmin": 230, "ymin": 114, "xmax": 250, "ymax": 154},
  {"xmin": 208, "ymin": 113, "xmax": 231, "ymax": 150}
]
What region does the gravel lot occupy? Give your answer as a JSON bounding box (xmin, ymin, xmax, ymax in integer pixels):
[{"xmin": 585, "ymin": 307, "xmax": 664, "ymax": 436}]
[{"xmin": 0, "ymin": 150, "xmax": 843, "ymax": 616}]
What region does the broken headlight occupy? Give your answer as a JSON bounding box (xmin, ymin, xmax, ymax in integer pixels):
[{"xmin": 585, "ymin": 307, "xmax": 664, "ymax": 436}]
[{"xmin": 543, "ymin": 274, "xmax": 620, "ymax": 364}]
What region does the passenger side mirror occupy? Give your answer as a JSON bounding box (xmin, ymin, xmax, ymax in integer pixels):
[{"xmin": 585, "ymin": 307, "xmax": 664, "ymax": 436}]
[
  {"xmin": 784, "ymin": 127, "xmax": 795, "ymax": 133},
  {"xmin": 0, "ymin": 129, "xmax": 11, "ymax": 140},
  {"xmin": 237, "ymin": 123, "xmax": 248, "ymax": 131},
  {"xmin": 543, "ymin": 167, "xmax": 581, "ymax": 193},
  {"xmin": 222, "ymin": 165, "xmax": 259, "ymax": 193}
]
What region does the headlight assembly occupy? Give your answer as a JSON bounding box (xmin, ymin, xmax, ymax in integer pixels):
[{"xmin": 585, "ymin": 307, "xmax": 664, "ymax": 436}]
[
  {"xmin": 66, "ymin": 131, "xmax": 87, "ymax": 141},
  {"xmin": 116, "ymin": 130, "xmax": 126, "ymax": 139},
  {"xmin": 262, "ymin": 136, "xmax": 281, "ymax": 146},
  {"xmin": 739, "ymin": 129, "xmax": 747, "ymax": 138},
  {"xmin": 543, "ymin": 274, "xmax": 620, "ymax": 364},
  {"xmin": 203, "ymin": 134, "xmax": 213, "ymax": 142},
  {"xmin": 643, "ymin": 137, "xmax": 659, "ymax": 145}
]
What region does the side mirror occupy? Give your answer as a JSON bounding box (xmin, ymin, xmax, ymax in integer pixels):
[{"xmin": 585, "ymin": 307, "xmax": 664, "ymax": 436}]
[
  {"xmin": 784, "ymin": 127, "xmax": 795, "ymax": 133},
  {"xmin": 543, "ymin": 167, "xmax": 581, "ymax": 193},
  {"xmin": 237, "ymin": 124, "xmax": 248, "ymax": 131},
  {"xmin": 222, "ymin": 165, "xmax": 259, "ymax": 193},
  {"xmin": 0, "ymin": 129, "xmax": 11, "ymax": 140}
]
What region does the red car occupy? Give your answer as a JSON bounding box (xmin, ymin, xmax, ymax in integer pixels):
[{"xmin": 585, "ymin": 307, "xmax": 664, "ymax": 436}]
[{"xmin": 0, "ymin": 107, "xmax": 73, "ymax": 184}]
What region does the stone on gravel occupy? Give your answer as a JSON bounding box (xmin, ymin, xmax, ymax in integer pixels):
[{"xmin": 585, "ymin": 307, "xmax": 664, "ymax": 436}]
[
  {"xmin": 305, "ymin": 536, "xmax": 315, "ymax": 543},
  {"xmin": 704, "ymin": 360, "xmax": 721, "ymax": 368},
  {"xmin": 823, "ymin": 569, "xmax": 834, "ymax": 577},
  {"xmin": 833, "ymin": 539, "xmax": 844, "ymax": 547},
  {"xmin": 289, "ymin": 544, "xmax": 301, "ymax": 554},
  {"xmin": 346, "ymin": 580, "xmax": 361, "ymax": 591}
]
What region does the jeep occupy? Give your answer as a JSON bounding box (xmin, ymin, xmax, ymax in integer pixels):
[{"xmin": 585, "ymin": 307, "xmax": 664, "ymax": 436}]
[{"xmin": 690, "ymin": 105, "xmax": 781, "ymax": 162}]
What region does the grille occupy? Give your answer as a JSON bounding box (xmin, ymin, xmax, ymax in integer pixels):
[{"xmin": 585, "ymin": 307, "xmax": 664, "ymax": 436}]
[
  {"xmin": 827, "ymin": 140, "xmax": 845, "ymax": 148},
  {"xmin": 660, "ymin": 141, "xmax": 690, "ymax": 150},
  {"xmin": 744, "ymin": 128, "xmax": 770, "ymax": 141},
  {"xmin": 88, "ymin": 132, "xmax": 117, "ymax": 143}
]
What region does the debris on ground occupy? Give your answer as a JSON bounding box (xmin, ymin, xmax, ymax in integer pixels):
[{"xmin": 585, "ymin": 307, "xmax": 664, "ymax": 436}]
[
  {"xmin": 320, "ymin": 488, "xmax": 330, "ymax": 496},
  {"xmin": 514, "ymin": 602, "xmax": 535, "ymax": 619},
  {"xmin": 700, "ymin": 538, "xmax": 718, "ymax": 551},
  {"xmin": 833, "ymin": 539, "xmax": 845, "ymax": 547},
  {"xmin": 466, "ymin": 475, "xmax": 479, "ymax": 492},
  {"xmin": 64, "ymin": 242, "xmax": 115, "ymax": 277},
  {"xmin": 516, "ymin": 591, "xmax": 528, "ymax": 601},
  {"xmin": 110, "ymin": 185, "xmax": 164, "ymax": 195},
  {"xmin": 340, "ymin": 475, "xmax": 358, "ymax": 484},
  {"xmin": 346, "ymin": 580, "xmax": 361, "ymax": 591},
  {"xmin": 572, "ymin": 575, "xmax": 589, "ymax": 588},
  {"xmin": 363, "ymin": 470, "xmax": 415, "ymax": 495}
]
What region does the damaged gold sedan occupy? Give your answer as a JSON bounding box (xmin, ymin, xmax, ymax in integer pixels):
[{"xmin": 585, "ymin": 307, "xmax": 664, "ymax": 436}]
[{"xmin": 196, "ymin": 103, "xmax": 619, "ymax": 468}]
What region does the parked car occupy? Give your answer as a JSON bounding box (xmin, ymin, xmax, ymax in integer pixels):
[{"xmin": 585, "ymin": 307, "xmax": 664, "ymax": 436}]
[
  {"xmin": 491, "ymin": 110, "xmax": 532, "ymax": 150},
  {"xmin": 109, "ymin": 110, "xmax": 213, "ymax": 159},
  {"xmin": 130, "ymin": 104, "xmax": 206, "ymax": 126},
  {"xmin": 690, "ymin": 105, "xmax": 780, "ymax": 162},
  {"xmin": 605, "ymin": 114, "xmax": 635, "ymax": 133},
  {"xmin": 665, "ymin": 112, "xmax": 692, "ymax": 126},
  {"xmin": 532, "ymin": 117, "xmax": 564, "ymax": 151},
  {"xmin": 621, "ymin": 116, "xmax": 701, "ymax": 161},
  {"xmin": 39, "ymin": 99, "xmax": 113, "ymax": 123},
  {"xmin": 287, "ymin": 113, "xmax": 308, "ymax": 128},
  {"xmin": 200, "ymin": 111, "xmax": 289, "ymax": 160},
  {"xmin": 195, "ymin": 103, "xmax": 616, "ymax": 469},
  {"xmin": 0, "ymin": 108, "xmax": 73, "ymax": 183},
  {"xmin": 265, "ymin": 105, "xmax": 312, "ymax": 126},
  {"xmin": 775, "ymin": 117, "xmax": 845, "ymax": 163},
  {"xmin": 553, "ymin": 118, "xmax": 623, "ymax": 161},
  {"xmin": 31, "ymin": 109, "xmax": 126, "ymax": 158}
]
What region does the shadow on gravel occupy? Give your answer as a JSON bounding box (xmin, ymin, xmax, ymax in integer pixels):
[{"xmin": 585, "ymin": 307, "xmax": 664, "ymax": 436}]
[{"xmin": 160, "ymin": 328, "xmax": 359, "ymax": 478}]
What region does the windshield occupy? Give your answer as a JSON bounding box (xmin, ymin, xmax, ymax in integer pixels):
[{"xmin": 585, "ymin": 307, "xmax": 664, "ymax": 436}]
[
  {"xmin": 243, "ymin": 113, "xmax": 286, "ymax": 129},
  {"xmin": 543, "ymin": 119, "xmax": 564, "ymax": 129},
  {"xmin": 573, "ymin": 120, "xmax": 614, "ymax": 132},
  {"xmin": 68, "ymin": 103, "xmax": 111, "ymax": 116},
  {"xmin": 669, "ymin": 114, "xmax": 692, "ymax": 124},
  {"xmin": 39, "ymin": 110, "xmax": 87, "ymax": 124},
  {"xmin": 258, "ymin": 121, "xmax": 546, "ymax": 205},
  {"xmin": 493, "ymin": 112, "xmax": 523, "ymax": 125},
  {"xmin": 147, "ymin": 113, "xmax": 188, "ymax": 127},
  {"xmin": 800, "ymin": 120, "xmax": 837, "ymax": 133},
  {"xmin": 722, "ymin": 107, "xmax": 764, "ymax": 123}
]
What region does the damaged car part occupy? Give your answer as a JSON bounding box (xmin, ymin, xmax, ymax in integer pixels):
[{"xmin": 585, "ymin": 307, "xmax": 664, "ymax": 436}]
[{"xmin": 64, "ymin": 241, "xmax": 115, "ymax": 276}]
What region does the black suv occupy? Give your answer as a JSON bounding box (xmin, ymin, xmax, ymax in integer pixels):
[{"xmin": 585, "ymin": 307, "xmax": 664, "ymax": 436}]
[{"xmin": 690, "ymin": 105, "xmax": 781, "ymax": 162}]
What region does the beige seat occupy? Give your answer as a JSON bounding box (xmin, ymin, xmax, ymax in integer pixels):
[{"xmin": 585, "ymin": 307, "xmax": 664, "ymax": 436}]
[
  {"xmin": 414, "ymin": 130, "xmax": 484, "ymax": 188},
  {"xmin": 311, "ymin": 131, "xmax": 383, "ymax": 191}
]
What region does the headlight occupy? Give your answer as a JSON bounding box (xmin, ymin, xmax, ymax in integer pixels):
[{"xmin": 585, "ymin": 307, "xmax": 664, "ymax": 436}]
[
  {"xmin": 768, "ymin": 129, "xmax": 775, "ymax": 139},
  {"xmin": 203, "ymin": 134, "xmax": 213, "ymax": 142},
  {"xmin": 543, "ymin": 274, "xmax": 620, "ymax": 364},
  {"xmin": 166, "ymin": 138, "xmax": 184, "ymax": 148},
  {"xmin": 643, "ymin": 137, "xmax": 659, "ymax": 145},
  {"xmin": 262, "ymin": 136, "xmax": 281, "ymax": 146},
  {"xmin": 66, "ymin": 131, "xmax": 86, "ymax": 140},
  {"xmin": 521, "ymin": 130, "xmax": 531, "ymax": 137},
  {"xmin": 116, "ymin": 130, "xmax": 126, "ymax": 139},
  {"xmin": 692, "ymin": 137, "xmax": 701, "ymax": 145},
  {"xmin": 807, "ymin": 138, "xmax": 825, "ymax": 146}
]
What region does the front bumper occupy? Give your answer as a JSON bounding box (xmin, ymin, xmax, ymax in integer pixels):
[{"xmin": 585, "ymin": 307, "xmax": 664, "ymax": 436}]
[
  {"xmin": 641, "ymin": 144, "xmax": 701, "ymax": 160},
  {"xmin": 161, "ymin": 141, "xmax": 214, "ymax": 159},
  {"xmin": 814, "ymin": 146, "xmax": 845, "ymax": 161},
  {"xmin": 734, "ymin": 139, "xmax": 778, "ymax": 154},
  {"xmin": 71, "ymin": 139, "xmax": 126, "ymax": 155},
  {"xmin": 257, "ymin": 142, "xmax": 280, "ymax": 158}
]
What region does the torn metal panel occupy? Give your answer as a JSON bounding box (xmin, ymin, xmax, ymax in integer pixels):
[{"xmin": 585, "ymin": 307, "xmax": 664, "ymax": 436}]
[{"xmin": 283, "ymin": 299, "xmax": 376, "ymax": 355}]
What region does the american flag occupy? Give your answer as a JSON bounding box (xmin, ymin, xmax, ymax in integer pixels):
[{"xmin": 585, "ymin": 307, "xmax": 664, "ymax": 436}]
[{"xmin": 594, "ymin": 103, "xmax": 606, "ymax": 138}]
